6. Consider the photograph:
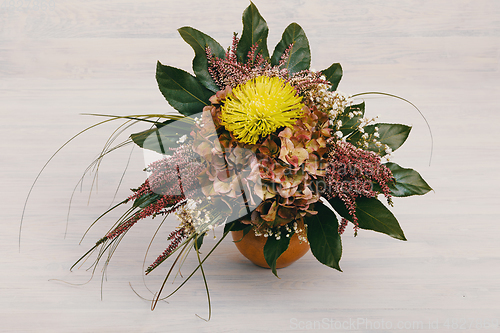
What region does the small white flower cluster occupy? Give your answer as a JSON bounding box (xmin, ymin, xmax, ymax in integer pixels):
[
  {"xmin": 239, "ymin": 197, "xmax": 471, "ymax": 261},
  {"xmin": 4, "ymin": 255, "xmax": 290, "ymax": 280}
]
[
  {"xmin": 194, "ymin": 116, "xmax": 204, "ymax": 127},
  {"xmin": 306, "ymin": 83, "xmax": 353, "ymax": 124},
  {"xmin": 354, "ymin": 124, "xmax": 393, "ymax": 158},
  {"xmin": 253, "ymin": 221, "xmax": 309, "ymax": 243},
  {"xmin": 347, "ymin": 109, "xmax": 363, "ymax": 119},
  {"xmin": 175, "ymin": 199, "xmax": 213, "ymax": 235},
  {"xmin": 176, "ymin": 134, "xmax": 188, "ymax": 144}
]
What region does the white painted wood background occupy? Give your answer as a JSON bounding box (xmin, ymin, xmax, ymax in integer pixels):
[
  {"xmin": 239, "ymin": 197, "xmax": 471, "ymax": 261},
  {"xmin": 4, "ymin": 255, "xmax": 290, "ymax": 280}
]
[{"xmin": 1, "ymin": 1, "xmax": 499, "ymax": 332}]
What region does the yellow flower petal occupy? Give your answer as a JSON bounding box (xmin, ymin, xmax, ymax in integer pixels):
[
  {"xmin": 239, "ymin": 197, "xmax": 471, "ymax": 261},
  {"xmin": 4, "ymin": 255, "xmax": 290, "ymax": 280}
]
[{"xmin": 220, "ymin": 76, "xmax": 304, "ymax": 144}]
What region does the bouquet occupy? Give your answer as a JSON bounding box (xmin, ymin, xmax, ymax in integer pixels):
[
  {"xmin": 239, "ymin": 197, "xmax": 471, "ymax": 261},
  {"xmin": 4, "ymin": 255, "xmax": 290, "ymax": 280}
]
[{"xmin": 36, "ymin": 2, "xmax": 432, "ymax": 316}]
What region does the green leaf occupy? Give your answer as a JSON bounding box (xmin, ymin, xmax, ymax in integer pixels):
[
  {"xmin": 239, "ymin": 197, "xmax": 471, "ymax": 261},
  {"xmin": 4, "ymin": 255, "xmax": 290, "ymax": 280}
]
[
  {"xmin": 320, "ymin": 63, "xmax": 343, "ymax": 91},
  {"xmin": 327, "ymin": 196, "xmax": 406, "ymax": 240},
  {"xmin": 133, "ymin": 192, "xmax": 161, "ymax": 208},
  {"xmin": 263, "ymin": 233, "xmax": 292, "ymax": 277},
  {"xmin": 223, "ymin": 219, "xmax": 250, "ymax": 234},
  {"xmin": 347, "ymin": 123, "xmax": 411, "ymax": 156},
  {"xmin": 384, "ymin": 162, "xmax": 432, "ymax": 197},
  {"xmin": 355, "ymin": 197, "xmax": 406, "ymax": 240},
  {"xmin": 130, "ymin": 118, "xmax": 193, "ymax": 154},
  {"xmin": 305, "ymin": 202, "xmax": 342, "ymax": 271},
  {"xmin": 195, "ymin": 233, "xmax": 205, "ymax": 250},
  {"xmin": 326, "ymin": 197, "xmax": 351, "ymax": 221},
  {"xmin": 232, "ymin": 226, "xmax": 253, "ymax": 243},
  {"xmin": 237, "ymin": 2, "xmax": 269, "ymax": 63},
  {"xmin": 178, "ymin": 27, "xmax": 225, "ymax": 92},
  {"xmin": 156, "ymin": 62, "xmax": 213, "ymax": 116},
  {"xmin": 271, "ymin": 23, "xmax": 311, "ymax": 74},
  {"xmin": 337, "ymin": 102, "xmax": 365, "ymax": 138}
]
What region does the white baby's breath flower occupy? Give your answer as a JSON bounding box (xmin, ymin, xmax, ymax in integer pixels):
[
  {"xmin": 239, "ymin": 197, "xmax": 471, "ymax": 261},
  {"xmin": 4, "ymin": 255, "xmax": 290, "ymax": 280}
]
[
  {"xmin": 335, "ymin": 131, "xmax": 343, "ymax": 138},
  {"xmin": 176, "ymin": 134, "xmax": 188, "ymax": 144}
]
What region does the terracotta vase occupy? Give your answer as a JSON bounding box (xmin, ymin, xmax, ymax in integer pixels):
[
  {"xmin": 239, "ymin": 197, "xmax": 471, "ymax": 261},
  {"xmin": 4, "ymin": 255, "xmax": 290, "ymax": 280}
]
[{"xmin": 231, "ymin": 230, "xmax": 310, "ymax": 269}]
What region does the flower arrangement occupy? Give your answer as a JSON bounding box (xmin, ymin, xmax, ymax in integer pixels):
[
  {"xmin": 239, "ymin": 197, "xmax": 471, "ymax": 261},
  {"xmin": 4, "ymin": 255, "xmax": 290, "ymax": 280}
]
[{"xmin": 38, "ymin": 2, "xmax": 432, "ymax": 316}]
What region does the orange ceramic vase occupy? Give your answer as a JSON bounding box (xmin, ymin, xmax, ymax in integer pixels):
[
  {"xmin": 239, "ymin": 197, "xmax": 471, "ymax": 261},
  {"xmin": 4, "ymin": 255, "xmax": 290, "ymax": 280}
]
[{"xmin": 231, "ymin": 230, "xmax": 310, "ymax": 268}]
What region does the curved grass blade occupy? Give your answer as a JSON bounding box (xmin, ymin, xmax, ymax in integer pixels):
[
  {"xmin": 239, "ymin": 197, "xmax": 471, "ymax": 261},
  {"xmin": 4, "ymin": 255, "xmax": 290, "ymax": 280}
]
[{"xmin": 351, "ymin": 91, "xmax": 433, "ymax": 166}]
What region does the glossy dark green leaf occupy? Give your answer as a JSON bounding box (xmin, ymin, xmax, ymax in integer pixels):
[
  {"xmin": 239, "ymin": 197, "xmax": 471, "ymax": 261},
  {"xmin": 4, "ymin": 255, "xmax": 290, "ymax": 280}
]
[
  {"xmin": 320, "ymin": 63, "xmax": 343, "ymax": 91},
  {"xmin": 384, "ymin": 162, "xmax": 432, "ymax": 197},
  {"xmin": 233, "ymin": 225, "xmax": 253, "ymax": 243},
  {"xmin": 237, "ymin": 2, "xmax": 269, "ymax": 63},
  {"xmin": 264, "ymin": 233, "xmax": 292, "ymax": 277},
  {"xmin": 224, "ymin": 219, "xmax": 250, "ymax": 234},
  {"xmin": 133, "ymin": 192, "xmax": 161, "ymax": 208},
  {"xmin": 130, "ymin": 118, "xmax": 193, "ymax": 154},
  {"xmin": 156, "ymin": 62, "xmax": 213, "ymax": 116},
  {"xmin": 178, "ymin": 26, "xmax": 225, "ymax": 92},
  {"xmin": 271, "ymin": 23, "xmax": 310, "ymax": 74},
  {"xmin": 347, "ymin": 123, "xmax": 411, "ymax": 156},
  {"xmin": 327, "ymin": 196, "xmax": 406, "ymax": 240},
  {"xmin": 355, "ymin": 197, "xmax": 406, "ymax": 240},
  {"xmin": 306, "ymin": 202, "xmax": 342, "ymax": 271},
  {"xmin": 337, "ymin": 102, "xmax": 365, "ymax": 138},
  {"xmin": 326, "ymin": 197, "xmax": 351, "ymax": 221}
]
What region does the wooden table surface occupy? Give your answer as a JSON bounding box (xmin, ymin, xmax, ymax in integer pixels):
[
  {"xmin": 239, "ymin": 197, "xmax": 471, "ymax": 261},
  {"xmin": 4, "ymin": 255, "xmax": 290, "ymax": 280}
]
[{"xmin": 1, "ymin": 1, "xmax": 499, "ymax": 332}]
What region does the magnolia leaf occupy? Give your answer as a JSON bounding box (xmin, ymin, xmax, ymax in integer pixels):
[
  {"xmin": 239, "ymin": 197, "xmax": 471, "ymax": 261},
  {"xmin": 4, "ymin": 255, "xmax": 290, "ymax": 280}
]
[
  {"xmin": 133, "ymin": 192, "xmax": 161, "ymax": 208},
  {"xmin": 264, "ymin": 233, "xmax": 292, "ymax": 277},
  {"xmin": 156, "ymin": 62, "xmax": 213, "ymax": 116},
  {"xmin": 231, "ymin": 226, "xmax": 254, "ymax": 243},
  {"xmin": 271, "ymin": 23, "xmax": 311, "ymax": 74},
  {"xmin": 337, "ymin": 102, "xmax": 365, "ymax": 138},
  {"xmin": 130, "ymin": 117, "xmax": 194, "ymax": 154},
  {"xmin": 237, "ymin": 2, "xmax": 269, "ymax": 63},
  {"xmin": 320, "ymin": 63, "xmax": 343, "ymax": 91},
  {"xmin": 306, "ymin": 202, "xmax": 342, "ymax": 271},
  {"xmin": 384, "ymin": 162, "xmax": 432, "ymax": 197},
  {"xmin": 178, "ymin": 26, "xmax": 225, "ymax": 92},
  {"xmin": 224, "ymin": 219, "xmax": 251, "ymax": 234},
  {"xmin": 355, "ymin": 197, "xmax": 406, "ymax": 240},
  {"xmin": 347, "ymin": 123, "xmax": 411, "ymax": 156},
  {"xmin": 326, "ymin": 197, "xmax": 351, "ymax": 221},
  {"xmin": 327, "ymin": 197, "xmax": 406, "ymax": 240}
]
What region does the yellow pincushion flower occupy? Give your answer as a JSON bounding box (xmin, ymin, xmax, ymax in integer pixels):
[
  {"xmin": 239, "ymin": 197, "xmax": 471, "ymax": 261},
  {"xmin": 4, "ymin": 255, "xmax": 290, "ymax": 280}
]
[{"xmin": 220, "ymin": 76, "xmax": 304, "ymax": 144}]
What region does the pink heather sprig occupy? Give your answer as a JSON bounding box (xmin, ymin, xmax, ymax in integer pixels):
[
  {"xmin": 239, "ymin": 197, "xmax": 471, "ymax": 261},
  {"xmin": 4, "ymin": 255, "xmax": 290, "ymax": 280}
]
[
  {"xmin": 127, "ymin": 179, "xmax": 152, "ymax": 202},
  {"xmin": 228, "ymin": 32, "xmax": 239, "ymax": 63},
  {"xmin": 278, "ymin": 43, "xmax": 294, "ymax": 68},
  {"xmin": 206, "ymin": 36, "xmax": 329, "ymax": 96},
  {"xmin": 246, "ymin": 42, "xmax": 267, "ymax": 68},
  {"xmin": 105, "ymin": 194, "xmax": 185, "ymax": 241},
  {"xmin": 338, "ymin": 217, "xmax": 349, "ymax": 235},
  {"xmin": 145, "ymin": 227, "xmax": 187, "ymax": 274},
  {"xmin": 287, "ymin": 70, "xmax": 330, "ymax": 93},
  {"xmin": 206, "ymin": 35, "xmax": 291, "ymax": 90},
  {"xmin": 323, "ymin": 140, "xmax": 394, "ymax": 227},
  {"xmin": 146, "ymin": 145, "xmax": 205, "ymax": 198}
]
